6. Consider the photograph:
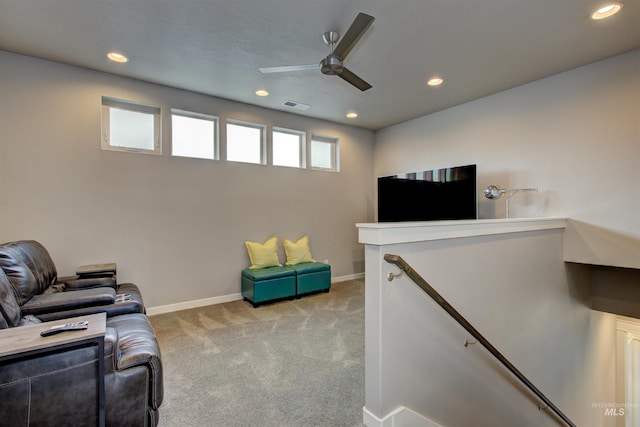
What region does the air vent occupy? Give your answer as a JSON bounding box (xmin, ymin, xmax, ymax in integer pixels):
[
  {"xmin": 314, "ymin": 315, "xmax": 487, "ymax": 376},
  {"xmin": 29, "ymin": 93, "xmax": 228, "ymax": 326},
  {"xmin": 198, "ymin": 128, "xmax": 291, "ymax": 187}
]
[{"xmin": 282, "ymin": 100, "xmax": 311, "ymax": 111}]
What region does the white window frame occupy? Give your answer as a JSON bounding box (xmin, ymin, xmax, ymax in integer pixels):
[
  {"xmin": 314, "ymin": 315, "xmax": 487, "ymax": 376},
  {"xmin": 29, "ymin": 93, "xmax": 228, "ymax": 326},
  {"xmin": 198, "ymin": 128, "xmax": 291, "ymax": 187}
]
[
  {"xmin": 310, "ymin": 135, "xmax": 339, "ymax": 172},
  {"xmin": 226, "ymin": 119, "xmax": 267, "ymax": 165},
  {"xmin": 272, "ymin": 126, "xmax": 306, "ymax": 169},
  {"xmin": 171, "ymin": 109, "xmax": 219, "ymax": 160},
  {"xmin": 101, "ymin": 97, "xmax": 161, "ymax": 155}
]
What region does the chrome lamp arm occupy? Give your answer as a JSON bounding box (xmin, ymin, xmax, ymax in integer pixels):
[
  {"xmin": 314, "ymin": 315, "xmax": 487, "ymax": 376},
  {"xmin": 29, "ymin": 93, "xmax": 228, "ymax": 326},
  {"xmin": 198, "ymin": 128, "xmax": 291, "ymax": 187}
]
[{"xmin": 483, "ymin": 185, "xmax": 538, "ymax": 218}]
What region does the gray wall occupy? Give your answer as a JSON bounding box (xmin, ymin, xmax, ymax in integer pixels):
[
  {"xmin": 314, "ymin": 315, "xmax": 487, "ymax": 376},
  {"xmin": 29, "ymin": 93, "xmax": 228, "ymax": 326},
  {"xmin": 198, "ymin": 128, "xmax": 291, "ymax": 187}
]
[
  {"xmin": 375, "ymin": 49, "xmax": 640, "ymax": 236},
  {"xmin": 0, "ymin": 51, "xmax": 375, "ymax": 309}
]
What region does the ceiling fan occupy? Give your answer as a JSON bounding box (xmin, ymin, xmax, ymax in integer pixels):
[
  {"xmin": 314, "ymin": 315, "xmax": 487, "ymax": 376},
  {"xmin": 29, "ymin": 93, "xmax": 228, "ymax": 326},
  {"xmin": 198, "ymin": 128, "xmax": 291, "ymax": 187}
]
[{"xmin": 259, "ymin": 12, "xmax": 375, "ymax": 91}]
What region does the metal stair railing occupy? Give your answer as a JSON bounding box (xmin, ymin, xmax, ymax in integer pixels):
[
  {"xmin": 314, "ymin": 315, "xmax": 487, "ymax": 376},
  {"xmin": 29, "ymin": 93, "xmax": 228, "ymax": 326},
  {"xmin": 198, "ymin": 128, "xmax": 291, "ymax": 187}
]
[{"xmin": 384, "ymin": 253, "xmax": 576, "ymax": 427}]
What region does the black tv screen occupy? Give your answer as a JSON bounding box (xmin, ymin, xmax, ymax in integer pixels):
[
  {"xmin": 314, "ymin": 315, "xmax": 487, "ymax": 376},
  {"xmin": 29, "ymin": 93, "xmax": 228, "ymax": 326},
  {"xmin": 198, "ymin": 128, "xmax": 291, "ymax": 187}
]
[{"xmin": 378, "ymin": 164, "xmax": 477, "ymax": 222}]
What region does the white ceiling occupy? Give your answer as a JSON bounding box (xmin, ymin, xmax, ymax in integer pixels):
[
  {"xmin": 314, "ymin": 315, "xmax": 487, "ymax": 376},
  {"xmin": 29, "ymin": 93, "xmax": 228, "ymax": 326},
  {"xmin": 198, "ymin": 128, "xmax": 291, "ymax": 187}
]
[{"xmin": 1, "ymin": 0, "xmax": 638, "ymax": 130}]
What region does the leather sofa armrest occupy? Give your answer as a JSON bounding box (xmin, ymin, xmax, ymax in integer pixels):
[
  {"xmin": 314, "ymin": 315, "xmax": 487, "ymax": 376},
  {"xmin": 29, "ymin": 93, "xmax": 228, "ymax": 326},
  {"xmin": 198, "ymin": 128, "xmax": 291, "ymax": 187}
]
[
  {"xmin": 61, "ymin": 276, "xmax": 117, "ymax": 290},
  {"xmin": 103, "ymin": 326, "xmax": 120, "ymax": 363},
  {"xmin": 20, "ymin": 287, "xmax": 116, "ymax": 316},
  {"xmin": 106, "ymin": 313, "xmax": 164, "ymax": 409},
  {"xmin": 56, "ymin": 275, "xmax": 78, "ymax": 283},
  {"xmin": 33, "ymin": 284, "xmax": 145, "ymax": 322}
]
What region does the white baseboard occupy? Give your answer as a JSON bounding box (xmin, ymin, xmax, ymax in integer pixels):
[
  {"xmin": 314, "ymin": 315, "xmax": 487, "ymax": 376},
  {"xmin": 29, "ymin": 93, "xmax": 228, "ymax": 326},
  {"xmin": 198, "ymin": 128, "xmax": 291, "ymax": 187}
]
[
  {"xmin": 147, "ymin": 273, "xmax": 364, "ymax": 316},
  {"xmin": 332, "ymin": 272, "xmax": 365, "ymax": 283},
  {"xmin": 363, "ymin": 406, "xmax": 441, "ymax": 427},
  {"xmin": 147, "ymin": 293, "xmax": 243, "ymax": 316}
]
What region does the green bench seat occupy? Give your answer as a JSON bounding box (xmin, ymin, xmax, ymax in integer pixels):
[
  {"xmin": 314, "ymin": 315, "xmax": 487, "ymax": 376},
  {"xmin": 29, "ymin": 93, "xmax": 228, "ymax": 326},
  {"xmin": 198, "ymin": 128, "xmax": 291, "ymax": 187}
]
[
  {"xmin": 289, "ymin": 262, "xmax": 331, "ymax": 296},
  {"xmin": 241, "ymin": 266, "xmax": 296, "ymax": 308},
  {"xmin": 241, "ymin": 262, "xmax": 331, "ymax": 307}
]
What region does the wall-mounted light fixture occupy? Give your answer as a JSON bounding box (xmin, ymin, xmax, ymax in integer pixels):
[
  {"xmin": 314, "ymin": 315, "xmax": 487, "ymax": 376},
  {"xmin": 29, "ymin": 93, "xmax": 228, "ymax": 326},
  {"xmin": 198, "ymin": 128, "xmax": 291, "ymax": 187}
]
[{"xmin": 484, "ymin": 185, "xmax": 538, "ymax": 219}]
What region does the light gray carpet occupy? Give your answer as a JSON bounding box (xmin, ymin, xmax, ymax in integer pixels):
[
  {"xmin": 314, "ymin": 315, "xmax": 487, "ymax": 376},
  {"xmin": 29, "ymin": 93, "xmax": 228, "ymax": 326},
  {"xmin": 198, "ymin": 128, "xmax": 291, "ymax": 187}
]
[{"xmin": 150, "ymin": 279, "xmax": 365, "ymax": 427}]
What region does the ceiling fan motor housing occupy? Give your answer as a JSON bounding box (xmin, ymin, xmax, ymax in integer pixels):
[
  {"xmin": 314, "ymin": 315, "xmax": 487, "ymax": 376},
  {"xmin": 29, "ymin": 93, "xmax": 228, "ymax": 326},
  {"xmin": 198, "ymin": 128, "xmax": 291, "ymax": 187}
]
[{"xmin": 321, "ymin": 54, "xmax": 344, "ymax": 75}]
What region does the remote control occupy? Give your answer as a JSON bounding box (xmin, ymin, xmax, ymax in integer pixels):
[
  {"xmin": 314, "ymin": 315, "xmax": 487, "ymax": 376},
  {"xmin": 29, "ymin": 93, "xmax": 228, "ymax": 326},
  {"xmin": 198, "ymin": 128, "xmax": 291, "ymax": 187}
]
[{"xmin": 40, "ymin": 321, "xmax": 89, "ymax": 337}]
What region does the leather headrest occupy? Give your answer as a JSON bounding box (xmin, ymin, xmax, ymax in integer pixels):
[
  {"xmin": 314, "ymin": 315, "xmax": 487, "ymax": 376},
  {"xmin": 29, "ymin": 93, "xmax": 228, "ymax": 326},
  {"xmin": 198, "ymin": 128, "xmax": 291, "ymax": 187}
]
[{"xmin": 0, "ymin": 240, "xmax": 58, "ymax": 304}]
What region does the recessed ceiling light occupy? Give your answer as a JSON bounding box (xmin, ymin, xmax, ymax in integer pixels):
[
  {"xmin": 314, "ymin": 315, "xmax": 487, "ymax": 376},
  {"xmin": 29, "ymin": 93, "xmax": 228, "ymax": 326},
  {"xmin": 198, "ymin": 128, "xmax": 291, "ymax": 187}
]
[
  {"xmin": 255, "ymin": 89, "xmax": 269, "ymax": 97},
  {"xmin": 427, "ymin": 77, "xmax": 443, "ymax": 87},
  {"xmin": 591, "ymin": 3, "xmax": 622, "ymax": 19},
  {"xmin": 346, "ymin": 112, "xmax": 358, "ymax": 118},
  {"xmin": 107, "ymin": 52, "xmax": 128, "ymax": 63}
]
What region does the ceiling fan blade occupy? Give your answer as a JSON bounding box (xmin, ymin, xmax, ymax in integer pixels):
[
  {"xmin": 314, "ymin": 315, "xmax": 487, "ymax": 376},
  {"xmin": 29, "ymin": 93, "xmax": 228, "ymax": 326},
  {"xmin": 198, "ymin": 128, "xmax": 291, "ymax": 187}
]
[
  {"xmin": 338, "ymin": 67, "xmax": 372, "ymax": 91},
  {"xmin": 333, "ymin": 12, "xmax": 375, "ymax": 60},
  {"xmin": 259, "ymin": 64, "xmax": 320, "ymax": 74}
]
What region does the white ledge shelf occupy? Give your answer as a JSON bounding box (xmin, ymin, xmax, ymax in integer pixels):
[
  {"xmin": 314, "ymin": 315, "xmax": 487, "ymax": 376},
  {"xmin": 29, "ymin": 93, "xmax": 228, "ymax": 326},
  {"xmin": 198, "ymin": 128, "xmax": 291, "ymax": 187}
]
[{"xmin": 357, "ymin": 217, "xmax": 567, "ymax": 246}]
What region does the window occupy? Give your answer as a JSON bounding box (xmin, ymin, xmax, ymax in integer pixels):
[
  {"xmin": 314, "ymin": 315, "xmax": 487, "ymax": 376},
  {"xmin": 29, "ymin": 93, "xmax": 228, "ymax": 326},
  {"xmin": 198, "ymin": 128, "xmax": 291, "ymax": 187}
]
[
  {"xmin": 101, "ymin": 97, "xmax": 161, "ymax": 154},
  {"xmin": 311, "ymin": 135, "xmax": 339, "ymax": 171},
  {"xmin": 273, "ymin": 127, "xmax": 306, "ymax": 168},
  {"xmin": 226, "ymin": 120, "xmax": 266, "ymax": 164},
  {"xmin": 171, "ymin": 109, "xmax": 219, "ymax": 160}
]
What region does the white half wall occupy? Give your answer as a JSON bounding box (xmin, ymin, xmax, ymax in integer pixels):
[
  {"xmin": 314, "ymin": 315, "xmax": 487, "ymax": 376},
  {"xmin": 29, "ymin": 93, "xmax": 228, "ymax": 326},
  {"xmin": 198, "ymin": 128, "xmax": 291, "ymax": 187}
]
[
  {"xmin": 0, "ymin": 51, "xmax": 374, "ymax": 308},
  {"xmin": 360, "ymin": 221, "xmax": 617, "ymax": 426},
  {"xmin": 374, "ymin": 49, "xmax": 640, "ymax": 238}
]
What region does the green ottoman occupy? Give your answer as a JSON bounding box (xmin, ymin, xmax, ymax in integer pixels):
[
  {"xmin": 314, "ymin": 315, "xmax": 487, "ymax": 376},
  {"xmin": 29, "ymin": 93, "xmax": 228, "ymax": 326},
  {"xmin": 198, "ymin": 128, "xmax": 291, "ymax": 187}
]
[
  {"xmin": 290, "ymin": 262, "xmax": 331, "ymax": 296},
  {"xmin": 242, "ymin": 266, "xmax": 296, "ymax": 308}
]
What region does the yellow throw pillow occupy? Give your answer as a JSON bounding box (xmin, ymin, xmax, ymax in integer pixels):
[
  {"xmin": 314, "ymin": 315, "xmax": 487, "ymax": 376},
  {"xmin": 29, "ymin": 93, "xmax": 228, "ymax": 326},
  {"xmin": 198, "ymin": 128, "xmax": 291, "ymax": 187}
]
[
  {"xmin": 245, "ymin": 236, "xmax": 281, "ymax": 269},
  {"xmin": 283, "ymin": 235, "xmax": 315, "ymax": 265}
]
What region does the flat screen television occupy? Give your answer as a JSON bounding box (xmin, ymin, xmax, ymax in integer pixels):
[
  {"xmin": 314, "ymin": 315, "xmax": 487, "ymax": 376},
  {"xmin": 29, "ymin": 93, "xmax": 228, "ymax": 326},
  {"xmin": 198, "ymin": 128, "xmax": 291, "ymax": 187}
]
[{"xmin": 378, "ymin": 164, "xmax": 477, "ymax": 222}]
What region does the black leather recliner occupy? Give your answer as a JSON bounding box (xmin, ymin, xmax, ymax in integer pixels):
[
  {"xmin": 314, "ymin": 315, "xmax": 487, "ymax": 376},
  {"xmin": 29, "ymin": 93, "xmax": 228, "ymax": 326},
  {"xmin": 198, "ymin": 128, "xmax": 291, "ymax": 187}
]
[
  {"xmin": 0, "ymin": 243, "xmax": 164, "ymax": 426},
  {"xmin": 0, "ymin": 240, "xmax": 144, "ymax": 320}
]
